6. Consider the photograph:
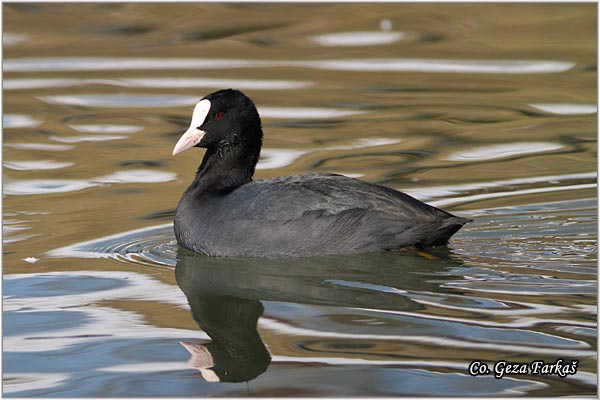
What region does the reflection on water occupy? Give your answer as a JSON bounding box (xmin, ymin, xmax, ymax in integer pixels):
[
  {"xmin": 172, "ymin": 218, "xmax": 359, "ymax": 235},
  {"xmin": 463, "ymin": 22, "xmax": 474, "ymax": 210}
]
[
  {"xmin": 311, "ymin": 31, "xmax": 405, "ymax": 46},
  {"xmin": 5, "ymin": 57, "xmax": 576, "ymax": 74},
  {"xmin": 177, "ymin": 251, "xmax": 271, "ymax": 383},
  {"xmin": 68, "ymin": 124, "xmax": 144, "ymax": 134},
  {"xmin": 3, "ymin": 2, "xmax": 597, "ymax": 398},
  {"xmin": 529, "ymin": 103, "xmax": 598, "ymax": 115},
  {"xmin": 4, "ymin": 143, "xmax": 75, "ymax": 151},
  {"xmin": 3, "ymin": 114, "xmax": 41, "ymax": 128},
  {"xmin": 50, "ymin": 134, "xmax": 128, "ymax": 143},
  {"xmin": 8, "ymin": 195, "xmax": 597, "ymax": 395},
  {"xmin": 444, "ymin": 142, "xmax": 564, "ymax": 162},
  {"xmin": 3, "ymin": 32, "xmax": 27, "ymax": 46},
  {"xmin": 4, "ymin": 170, "xmax": 177, "ymax": 196},
  {"xmin": 4, "ymin": 160, "xmax": 75, "ymax": 171},
  {"xmin": 258, "ymin": 138, "xmax": 400, "ymax": 170},
  {"xmin": 405, "ymin": 172, "xmax": 597, "ymax": 202},
  {"xmin": 39, "ymin": 94, "xmax": 367, "ymax": 118},
  {"xmin": 5, "ymin": 77, "xmax": 313, "ymax": 91}
]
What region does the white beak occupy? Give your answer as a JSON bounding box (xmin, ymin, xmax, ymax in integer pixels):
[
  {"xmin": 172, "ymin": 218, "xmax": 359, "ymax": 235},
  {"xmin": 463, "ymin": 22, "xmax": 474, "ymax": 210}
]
[
  {"xmin": 180, "ymin": 341, "xmax": 221, "ymax": 382},
  {"xmin": 172, "ymin": 98, "xmax": 211, "ymax": 156},
  {"xmin": 172, "ymin": 128, "xmax": 206, "ymax": 155}
]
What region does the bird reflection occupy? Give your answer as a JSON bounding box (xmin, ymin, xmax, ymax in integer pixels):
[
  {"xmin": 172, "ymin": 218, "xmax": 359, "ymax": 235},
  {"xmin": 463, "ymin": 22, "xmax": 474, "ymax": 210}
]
[
  {"xmin": 175, "ymin": 247, "xmax": 463, "ymax": 383},
  {"xmin": 178, "ymin": 295, "xmax": 270, "ymax": 383}
]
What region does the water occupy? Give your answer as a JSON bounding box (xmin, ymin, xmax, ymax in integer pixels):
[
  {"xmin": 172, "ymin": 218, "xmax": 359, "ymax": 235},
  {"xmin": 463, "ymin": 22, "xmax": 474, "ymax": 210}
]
[{"xmin": 3, "ymin": 3, "xmax": 597, "ymax": 397}]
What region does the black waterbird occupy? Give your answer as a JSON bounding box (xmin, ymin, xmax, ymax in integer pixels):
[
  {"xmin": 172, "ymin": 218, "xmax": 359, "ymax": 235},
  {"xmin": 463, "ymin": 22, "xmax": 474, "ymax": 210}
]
[{"xmin": 173, "ymin": 89, "xmax": 471, "ymax": 257}]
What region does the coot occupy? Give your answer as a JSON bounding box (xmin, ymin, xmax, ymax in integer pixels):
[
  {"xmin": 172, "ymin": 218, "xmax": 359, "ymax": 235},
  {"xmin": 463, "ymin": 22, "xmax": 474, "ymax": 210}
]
[{"xmin": 173, "ymin": 89, "xmax": 470, "ymax": 257}]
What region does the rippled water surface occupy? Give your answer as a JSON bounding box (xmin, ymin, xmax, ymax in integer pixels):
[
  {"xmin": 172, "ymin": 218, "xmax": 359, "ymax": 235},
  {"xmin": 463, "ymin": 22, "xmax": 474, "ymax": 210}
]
[{"xmin": 3, "ymin": 3, "xmax": 597, "ymax": 397}]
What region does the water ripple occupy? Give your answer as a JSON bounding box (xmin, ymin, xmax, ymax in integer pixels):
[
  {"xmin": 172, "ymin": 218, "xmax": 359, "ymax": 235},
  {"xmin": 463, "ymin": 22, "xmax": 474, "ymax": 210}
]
[
  {"xmin": 3, "ymin": 218, "xmax": 38, "ymax": 244},
  {"xmin": 259, "ymin": 317, "xmax": 592, "ymax": 356},
  {"xmin": 259, "ymin": 106, "xmax": 365, "ymax": 119},
  {"xmin": 4, "ymin": 179, "xmax": 96, "ymax": 196},
  {"xmin": 311, "ymin": 31, "xmax": 405, "ymax": 46},
  {"xmin": 453, "ymin": 198, "xmax": 597, "ymax": 275},
  {"xmin": 258, "ymin": 149, "xmax": 306, "ymax": 170},
  {"xmin": 4, "ymin": 170, "xmax": 177, "ymax": 196},
  {"xmin": 38, "ymin": 94, "xmax": 366, "ymax": 118},
  {"xmin": 5, "ymin": 143, "xmax": 75, "ymax": 151},
  {"xmin": 44, "ymin": 197, "xmax": 597, "ymax": 291},
  {"xmin": 3, "ymin": 114, "xmax": 41, "ymax": 128},
  {"xmin": 5, "ymin": 57, "xmax": 273, "ymax": 71},
  {"xmin": 530, "ymin": 103, "xmax": 597, "ymax": 115},
  {"xmin": 38, "ymin": 94, "xmax": 195, "ymax": 108},
  {"xmin": 3, "ymin": 33, "xmax": 28, "ymax": 46},
  {"xmin": 406, "ymin": 172, "xmax": 597, "ymax": 202},
  {"xmin": 5, "ymin": 57, "xmax": 576, "ymax": 74},
  {"xmin": 257, "ymin": 138, "xmax": 401, "ymax": 169},
  {"xmin": 45, "ymin": 223, "xmax": 176, "ymax": 267},
  {"xmin": 68, "ymin": 124, "xmax": 144, "ymax": 134},
  {"xmin": 95, "ymin": 170, "xmax": 177, "ymax": 184},
  {"xmin": 8, "ymin": 269, "xmax": 590, "ymax": 396},
  {"xmin": 50, "ymin": 135, "xmax": 128, "ymax": 143},
  {"xmin": 444, "ymin": 142, "xmax": 564, "ymax": 161},
  {"xmin": 3, "ymin": 160, "xmax": 74, "ymax": 171},
  {"xmin": 300, "ymin": 59, "xmax": 575, "ymax": 73},
  {"xmin": 5, "ymin": 77, "xmax": 312, "ymax": 91}
]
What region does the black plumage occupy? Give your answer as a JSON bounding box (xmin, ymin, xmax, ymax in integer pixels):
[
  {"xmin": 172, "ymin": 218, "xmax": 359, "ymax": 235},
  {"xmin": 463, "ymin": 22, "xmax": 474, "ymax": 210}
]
[{"xmin": 173, "ymin": 89, "xmax": 471, "ymax": 257}]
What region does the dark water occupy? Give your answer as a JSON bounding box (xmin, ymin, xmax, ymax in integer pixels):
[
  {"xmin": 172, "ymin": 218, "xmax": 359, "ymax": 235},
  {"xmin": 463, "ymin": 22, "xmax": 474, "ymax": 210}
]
[{"xmin": 3, "ymin": 3, "xmax": 597, "ymax": 397}]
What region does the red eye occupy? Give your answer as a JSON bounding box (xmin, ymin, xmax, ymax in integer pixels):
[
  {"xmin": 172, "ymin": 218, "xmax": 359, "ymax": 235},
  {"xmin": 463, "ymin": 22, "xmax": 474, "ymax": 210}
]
[{"xmin": 215, "ymin": 111, "xmax": 223, "ymax": 120}]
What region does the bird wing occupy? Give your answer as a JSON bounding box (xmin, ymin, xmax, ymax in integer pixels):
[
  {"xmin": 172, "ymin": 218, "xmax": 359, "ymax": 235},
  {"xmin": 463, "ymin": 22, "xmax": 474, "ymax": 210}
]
[{"xmin": 223, "ymin": 173, "xmax": 450, "ymax": 222}]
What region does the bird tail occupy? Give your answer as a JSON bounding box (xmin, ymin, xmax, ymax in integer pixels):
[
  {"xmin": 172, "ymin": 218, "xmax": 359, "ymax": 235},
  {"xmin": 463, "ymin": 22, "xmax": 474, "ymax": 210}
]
[{"xmin": 433, "ymin": 216, "xmax": 472, "ymax": 246}]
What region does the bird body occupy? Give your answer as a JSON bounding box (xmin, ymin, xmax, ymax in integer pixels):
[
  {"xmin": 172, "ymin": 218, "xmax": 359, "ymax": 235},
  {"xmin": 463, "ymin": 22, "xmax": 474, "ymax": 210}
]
[{"xmin": 173, "ymin": 89, "xmax": 470, "ymax": 257}]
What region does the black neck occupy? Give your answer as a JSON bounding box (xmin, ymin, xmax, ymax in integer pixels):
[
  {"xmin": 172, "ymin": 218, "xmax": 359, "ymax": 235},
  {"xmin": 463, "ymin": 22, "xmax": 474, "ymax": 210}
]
[{"xmin": 192, "ymin": 140, "xmax": 261, "ymax": 195}]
